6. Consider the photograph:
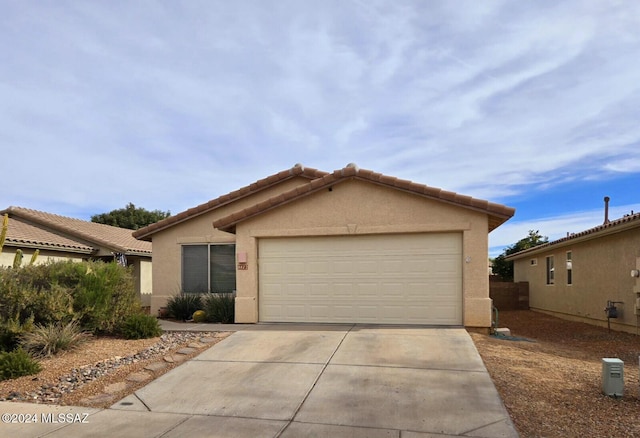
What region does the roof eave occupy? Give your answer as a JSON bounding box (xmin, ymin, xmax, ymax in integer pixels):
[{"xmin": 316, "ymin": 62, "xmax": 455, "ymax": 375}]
[
  {"xmin": 123, "ymin": 250, "xmax": 153, "ymax": 257},
  {"xmin": 214, "ymin": 168, "xmax": 516, "ymax": 232},
  {"xmin": 506, "ymin": 217, "xmax": 640, "ymax": 260},
  {"xmin": 6, "ymin": 208, "xmax": 132, "ymax": 253},
  {"xmin": 133, "ymin": 165, "xmax": 329, "ymax": 240},
  {"xmin": 2, "ymin": 240, "xmax": 95, "ymax": 255}
]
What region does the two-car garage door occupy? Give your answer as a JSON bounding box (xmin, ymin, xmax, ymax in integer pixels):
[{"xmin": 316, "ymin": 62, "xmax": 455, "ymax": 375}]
[{"xmin": 258, "ymin": 233, "xmax": 462, "ymax": 325}]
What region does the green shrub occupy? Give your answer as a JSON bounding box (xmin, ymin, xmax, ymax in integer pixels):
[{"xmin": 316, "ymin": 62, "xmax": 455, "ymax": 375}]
[
  {"xmin": 71, "ymin": 261, "xmax": 140, "ymax": 333},
  {"xmin": 166, "ymin": 293, "xmax": 203, "ymax": 321},
  {"xmin": 20, "ymin": 321, "xmax": 89, "ymax": 358},
  {"xmin": 0, "ymin": 260, "xmax": 140, "ymax": 334},
  {"xmin": 120, "ymin": 314, "xmax": 162, "ymax": 339},
  {"xmin": 2, "ymin": 280, "xmax": 75, "ymax": 326},
  {"xmin": 0, "ymin": 316, "xmax": 34, "ymax": 352},
  {"xmin": 203, "ymin": 293, "xmax": 235, "ymax": 323},
  {"xmin": 0, "ymin": 348, "xmax": 41, "ymax": 381}
]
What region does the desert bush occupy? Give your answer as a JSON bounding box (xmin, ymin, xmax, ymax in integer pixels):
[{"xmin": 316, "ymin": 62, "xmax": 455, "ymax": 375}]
[
  {"xmin": 0, "ymin": 348, "xmax": 41, "ymax": 381},
  {"xmin": 72, "ymin": 261, "xmax": 140, "ymax": 333},
  {"xmin": 120, "ymin": 314, "xmax": 162, "ymax": 339},
  {"xmin": 20, "ymin": 321, "xmax": 90, "ymax": 358},
  {"xmin": 0, "ymin": 280, "xmax": 73, "ymax": 328},
  {"xmin": 0, "ymin": 316, "xmax": 34, "ymax": 352},
  {"xmin": 47, "ymin": 260, "xmax": 139, "ymax": 333},
  {"xmin": 0, "ymin": 267, "xmax": 36, "ymax": 324},
  {"xmin": 166, "ymin": 293, "xmax": 203, "ymax": 321},
  {"xmin": 0, "ymin": 260, "xmax": 141, "ymax": 335},
  {"xmin": 203, "ymin": 293, "xmax": 235, "ymax": 323}
]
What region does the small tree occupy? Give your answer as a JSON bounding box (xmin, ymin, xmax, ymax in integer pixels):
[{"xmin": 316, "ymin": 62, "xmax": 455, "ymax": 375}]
[
  {"xmin": 91, "ymin": 203, "xmax": 170, "ymax": 230},
  {"xmin": 492, "ymin": 230, "xmax": 548, "ymax": 281}
]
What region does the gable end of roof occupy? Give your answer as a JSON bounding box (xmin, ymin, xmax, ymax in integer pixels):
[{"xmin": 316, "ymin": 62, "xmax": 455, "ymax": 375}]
[
  {"xmin": 133, "ymin": 164, "xmax": 328, "ymax": 240},
  {"xmin": 213, "ymin": 166, "xmax": 515, "ymax": 232}
]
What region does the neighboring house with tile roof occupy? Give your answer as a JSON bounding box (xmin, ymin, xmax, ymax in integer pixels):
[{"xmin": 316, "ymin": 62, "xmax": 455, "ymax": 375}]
[
  {"xmin": 1, "ymin": 207, "xmax": 153, "ymax": 307},
  {"xmin": 135, "ymin": 163, "xmax": 514, "ymax": 328},
  {"xmin": 506, "ymin": 205, "xmax": 640, "ymax": 333}
]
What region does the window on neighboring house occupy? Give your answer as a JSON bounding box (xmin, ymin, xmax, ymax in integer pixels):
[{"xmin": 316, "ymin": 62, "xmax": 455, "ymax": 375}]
[
  {"xmin": 566, "ymin": 251, "xmax": 572, "ymax": 285},
  {"xmin": 182, "ymin": 244, "xmax": 236, "ymax": 293},
  {"xmin": 546, "ymin": 255, "xmax": 555, "ymax": 285},
  {"xmin": 530, "ymin": 259, "xmax": 538, "ymax": 266}
]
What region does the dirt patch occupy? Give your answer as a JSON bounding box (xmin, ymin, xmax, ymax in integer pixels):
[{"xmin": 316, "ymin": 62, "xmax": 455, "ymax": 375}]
[{"xmin": 471, "ymin": 310, "xmax": 640, "ymax": 438}]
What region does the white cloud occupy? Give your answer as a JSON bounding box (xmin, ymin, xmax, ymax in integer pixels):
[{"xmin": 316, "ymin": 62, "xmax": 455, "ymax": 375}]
[{"xmin": 1, "ymin": 0, "xmax": 639, "ymax": 221}]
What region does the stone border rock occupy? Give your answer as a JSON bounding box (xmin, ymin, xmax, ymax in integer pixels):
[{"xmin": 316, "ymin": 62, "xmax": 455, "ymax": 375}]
[{"xmin": 2, "ymin": 332, "xmax": 229, "ymax": 405}]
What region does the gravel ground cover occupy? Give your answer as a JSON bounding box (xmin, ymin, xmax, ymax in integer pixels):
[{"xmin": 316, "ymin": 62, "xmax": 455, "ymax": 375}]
[
  {"xmin": 470, "ymin": 310, "xmax": 640, "ymax": 438},
  {"xmin": 0, "ymin": 331, "xmax": 230, "ymax": 408}
]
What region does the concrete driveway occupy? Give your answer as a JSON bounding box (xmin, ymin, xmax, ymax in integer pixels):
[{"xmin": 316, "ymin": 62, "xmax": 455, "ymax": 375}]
[{"xmin": 1, "ymin": 324, "xmax": 518, "ymax": 437}]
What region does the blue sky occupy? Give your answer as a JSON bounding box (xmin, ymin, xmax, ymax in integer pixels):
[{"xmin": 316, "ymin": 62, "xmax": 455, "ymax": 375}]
[{"xmin": 2, "ymin": 1, "xmax": 639, "ymax": 257}]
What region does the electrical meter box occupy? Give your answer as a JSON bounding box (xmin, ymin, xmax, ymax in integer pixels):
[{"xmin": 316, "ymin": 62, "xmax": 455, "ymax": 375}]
[{"xmin": 602, "ymin": 358, "xmax": 624, "ymax": 397}]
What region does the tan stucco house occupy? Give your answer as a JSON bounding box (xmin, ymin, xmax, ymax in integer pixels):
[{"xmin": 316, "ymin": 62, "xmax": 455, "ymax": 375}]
[
  {"xmin": 134, "ymin": 164, "xmax": 514, "ymax": 328},
  {"xmin": 1, "ymin": 206, "xmax": 153, "ymax": 307},
  {"xmin": 506, "ymin": 210, "xmax": 640, "ymax": 333}
]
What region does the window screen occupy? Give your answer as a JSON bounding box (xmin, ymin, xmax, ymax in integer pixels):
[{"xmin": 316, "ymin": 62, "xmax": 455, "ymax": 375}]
[
  {"xmin": 182, "ymin": 245, "xmax": 208, "ymax": 293},
  {"xmin": 210, "ymin": 245, "xmax": 236, "ymax": 293},
  {"xmin": 182, "ymin": 244, "xmax": 236, "ymax": 293}
]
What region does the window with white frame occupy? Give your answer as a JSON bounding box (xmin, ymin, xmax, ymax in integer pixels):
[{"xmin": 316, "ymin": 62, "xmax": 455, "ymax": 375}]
[
  {"xmin": 182, "ymin": 244, "xmax": 236, "ymax": 293},
  {"xmin": 530, "ymin": 258, "xmax": 538, "ymax": 266},
  {"xmin": 546, "ymin": 255, "xmax": 555, "ymax": 285},
  {"xmin": 566, "ymin": 251, "xmax": 572, "ymax": 285}
]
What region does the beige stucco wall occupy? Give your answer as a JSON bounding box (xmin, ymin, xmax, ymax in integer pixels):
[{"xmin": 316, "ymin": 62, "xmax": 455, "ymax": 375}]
[
  {"xmin": 0, "ymin": 247, "xmax": 86, "ymax": 267},
  {"xmin": 148, "ymin": 177, "xmax": 312, "ymax": 315},
  {"xmin": 233, "ymin": 179, "xmax": 493, "ymax": 327},
  {"xmin": 513, "ymin": 227, "xmax": 640, "ymax": 333},
  {"xmin": 130, "ymin": 257, "xmax": 153, "ymax": 307}
]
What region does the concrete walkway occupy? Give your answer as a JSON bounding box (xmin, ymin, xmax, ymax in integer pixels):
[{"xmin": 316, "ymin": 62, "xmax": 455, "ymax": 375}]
[{"xmin": 0, "ymin": 322, "xmax": 518, "ymax": 437}]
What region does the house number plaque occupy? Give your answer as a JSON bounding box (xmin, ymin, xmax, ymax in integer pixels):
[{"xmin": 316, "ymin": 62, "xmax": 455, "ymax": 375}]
[{"xmin": 238, "ymin": 263, "xmax": 248, "ymax": 270}]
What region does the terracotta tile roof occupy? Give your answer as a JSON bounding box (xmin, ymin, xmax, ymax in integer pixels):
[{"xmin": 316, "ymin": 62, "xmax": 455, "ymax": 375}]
[
  {"xmin": 133, "ymin": 164, "xmax": 328, "ymax": 240},
  {"xmin": 1, "ymin": 207, "xmax": 152, "ymax": 256},
  {"xmin": 506, "ymin": 211, "xmax": 640, "ymax": 260},
  {"xmin": 213, "ymin": 165, "xmax": 516, "ymax": 232},
  {"xmin": 3, "ymin": 216, "xmax": 94, "ymax": 253}
]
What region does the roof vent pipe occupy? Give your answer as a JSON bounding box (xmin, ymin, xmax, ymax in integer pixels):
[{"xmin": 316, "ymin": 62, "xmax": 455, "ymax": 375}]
[{"xmin": 604, "ymin": 196, "xmax": 610, "ymax": 225}]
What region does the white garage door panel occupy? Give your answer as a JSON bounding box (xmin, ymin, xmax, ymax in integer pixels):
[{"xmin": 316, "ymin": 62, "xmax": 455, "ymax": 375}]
[{"xmin": 259, "ymin": 233, "xmax": 462, "ymax": 325}]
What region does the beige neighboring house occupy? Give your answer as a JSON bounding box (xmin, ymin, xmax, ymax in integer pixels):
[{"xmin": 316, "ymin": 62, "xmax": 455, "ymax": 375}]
[
  {"xmin": 506, "ymin": 209, "xmax": 640, "ymax": 334},
  {"xmin": 134, "ymin": 164, "xmax": 514, "ymax": 328},
  {"xmin": 0, "ymin": 206, "xmax": 153, "ymax": 307}
]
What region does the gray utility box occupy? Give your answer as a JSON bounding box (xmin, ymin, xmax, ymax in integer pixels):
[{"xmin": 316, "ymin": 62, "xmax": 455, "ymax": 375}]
[{"xmin": 602, "ymin": 358, "xmax": 624, "ymax": 397}]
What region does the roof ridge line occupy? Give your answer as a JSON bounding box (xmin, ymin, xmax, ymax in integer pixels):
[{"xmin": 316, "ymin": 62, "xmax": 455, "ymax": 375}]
[
  {"xmin": 213, "ymin": 165, "xmax": 515, "ymax": 232},
  {"xmin": 506, "ymin": 211, "xmax": 640, "ymax": 259},
  {"xmin": 4, "ymin": 207, "xmax": 139, "ymax": 254},
  {"xmin": 133, "ymin": 164, "xmax": 330, "ymax": 239}
]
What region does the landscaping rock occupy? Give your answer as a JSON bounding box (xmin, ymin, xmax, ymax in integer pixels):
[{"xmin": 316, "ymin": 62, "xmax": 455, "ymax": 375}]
[
  {"xmin": 144, "ymin": 362, "xmax": 167, "ymax": 373},
  {"xmin": 2, "ymin": 331, "xmax": 215, "ymax": 404},
  {"xmin": 176, "ymin": 347, "xmax": 197, "ymax": 355},
  {"xmin": 126, "ymin": 372, "xmax": 152, "ymax": 383},
  {"xmin": 104, "ymin": 382, "xmax": 129, "ymax": 394},
  {"xmin": 80, "ymin": 393, "xmax": 115, "ymax": 406},
  {"xmin": 188, "ymin": 342, "xmax": 206, "ymax": 349}
]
